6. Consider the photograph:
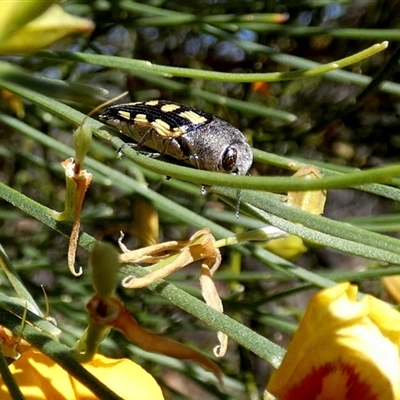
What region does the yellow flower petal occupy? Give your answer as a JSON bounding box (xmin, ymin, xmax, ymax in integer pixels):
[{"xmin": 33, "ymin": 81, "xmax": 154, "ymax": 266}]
[
  {"xmin": 383, "ymin": 275, "xmax": 400, "ymax": 303},
  {"xmin": 0, "ymin": 5, "xmax": 94, "ymax": 55},
  {"xmin": 73, "ymin": 354, "xmax": 164, "ymax": 400},
  {"xmin": 0, "ymin": 349, "xmax": 76, "ymax": 399},
  {"xmin": 265, "ymin": 235, "xmax": 307, "ymax": 261},
  {"xmin": 0, "ymin": 0, "xmax": 54, "ymax": 44},
  {"xmin": 0, "ymin": 349, "xmax": 164, "ymax": 399},
  {"xmin": 266, "ymin": 282, "xmax": 400, "ymax": 400},
  {"xmin": 287, "ymin": 165, "xmax": 326, "ymax": 216}
]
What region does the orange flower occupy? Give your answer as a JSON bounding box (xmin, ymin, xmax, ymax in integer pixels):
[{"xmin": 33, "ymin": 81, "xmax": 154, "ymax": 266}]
[
  {"xmin": 0, "ymin": 349, "xmax": 164, "ymax": 400},
  {"xmin": 266, "ymin": 283, "xmax": 400, "ymax": 400}
]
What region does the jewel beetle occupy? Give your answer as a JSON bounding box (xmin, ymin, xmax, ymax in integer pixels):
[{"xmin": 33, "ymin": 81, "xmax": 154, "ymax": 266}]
[{"xmin": 99, "ymin": 100, "xmax": 253, "ymax": 176}]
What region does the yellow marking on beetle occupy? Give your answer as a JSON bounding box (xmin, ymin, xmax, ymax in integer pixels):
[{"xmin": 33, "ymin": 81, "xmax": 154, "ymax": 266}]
[
  {"xmin": 161, "ymin": 103, "xmax": 181, "ymax": 112},
  {"xmin": 145, "ymin": 100, "xmax": 159, "ymax": 106},
  {"xmin": 172, "ymin": 125, "xmax": 187, "ymax": 133},
  {"xmin": 179, "ymin": 110, "xmax": 208, "ymax": 124},
  {"xmin": 133, "ymin": 113, "xmax": 150, "ymax": 125},
  {"xmin": 117, "ymin": 110, "xmax": 132, "ymax": 120},
  {"xmin": 152, "ymin": 119, "xmax": 181, "ymax": 137}
]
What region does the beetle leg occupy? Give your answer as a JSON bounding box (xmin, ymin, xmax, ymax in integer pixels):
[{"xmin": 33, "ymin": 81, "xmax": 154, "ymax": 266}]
[{"xmin": 117, "ymin": 142, "xmax": 161, "ymax": 158}]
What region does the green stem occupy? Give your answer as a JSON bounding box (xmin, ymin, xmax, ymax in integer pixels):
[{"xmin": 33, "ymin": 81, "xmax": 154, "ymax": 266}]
[
  {"xmin": 121, "ymin": 70, "xmax": 296, "ymax": 122},
  {"xmin": 35, "ymin": 41, "xmax": 387, "ymax": 83},
  {"xmin": 214, "ymin": 188, "xmax": 400, "ymax": 263},
  {"xmin": 122, "ymin": 263, "xmax": 286, "ymax": 368},
  {"xmin": 217, "ymin": 24, "xmax": 400, "ymax": 40},
  {"xmin": 0, "ymin": 244, "xmax": 42, "ymax": 317},
  {"xmin": 204, "ymin": 25, "xmax": 400, "ymax": 97},
  {"xmin": 2, "ymin": 64, "xmax": 400, "ymax": 193}
]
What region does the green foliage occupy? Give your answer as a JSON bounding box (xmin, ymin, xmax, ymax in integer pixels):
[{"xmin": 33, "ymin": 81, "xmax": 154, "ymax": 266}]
[{"xmin": 1, "ymin": 1, "xmax": 400, "ymax": 399}]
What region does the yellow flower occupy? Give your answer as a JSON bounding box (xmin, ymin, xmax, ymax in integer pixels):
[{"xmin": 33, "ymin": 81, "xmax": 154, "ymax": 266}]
[
  {"xmin": 0, "ymin": 4, "xmax": 94, "ymax": 55},
  {"xmin": 264, "ymin": 235, "xmax": 307, "ymax": 261},
  {"xmin": 0, "ymin": 349, "xmax": 164, "ymax": 400},
  {"xmin": 383, "ymin": 275, "xmax": 400, "ymax": 303},
  {"xmin": 266, "ymin": 282, "xmax": 400, "ymax": 400}
]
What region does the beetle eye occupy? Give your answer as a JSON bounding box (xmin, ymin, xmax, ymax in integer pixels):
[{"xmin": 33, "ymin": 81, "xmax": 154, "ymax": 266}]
[{"xmin": 221, "ymin": 147, "xmax": 238, "ymax": 173}]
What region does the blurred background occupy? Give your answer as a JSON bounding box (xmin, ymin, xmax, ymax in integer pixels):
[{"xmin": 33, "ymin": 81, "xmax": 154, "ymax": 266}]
[{"xmin": 1, "ymin": 1, "xmax": 400, "ymax": 399}]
